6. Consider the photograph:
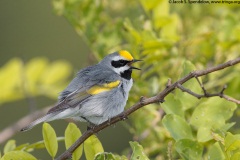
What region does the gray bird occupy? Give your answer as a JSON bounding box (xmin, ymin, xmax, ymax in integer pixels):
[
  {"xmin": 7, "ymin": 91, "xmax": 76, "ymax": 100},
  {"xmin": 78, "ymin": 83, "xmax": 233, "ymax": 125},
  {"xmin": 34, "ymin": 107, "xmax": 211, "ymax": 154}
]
[{"xmin": 21, "ymin": 50, "xmax": 141, "ymax": 131}]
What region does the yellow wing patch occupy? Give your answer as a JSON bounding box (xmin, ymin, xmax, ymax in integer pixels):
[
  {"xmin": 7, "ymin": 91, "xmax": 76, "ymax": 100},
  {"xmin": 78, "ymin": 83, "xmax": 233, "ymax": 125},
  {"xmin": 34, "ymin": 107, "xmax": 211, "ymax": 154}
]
[
  {"xmin": 102, "ymin": 80, "xmax": 120, "ymax": 88},
  {"xmin": 87, "ymin": 87, "xmax": 111, "ymax": 95},
  {"xmin": 87, "ymin": 80, "xmax": 120, "ymax": 95},
  {"xmin": 119, "ymin": 50, "xmax": 133, "ymax": 61}
]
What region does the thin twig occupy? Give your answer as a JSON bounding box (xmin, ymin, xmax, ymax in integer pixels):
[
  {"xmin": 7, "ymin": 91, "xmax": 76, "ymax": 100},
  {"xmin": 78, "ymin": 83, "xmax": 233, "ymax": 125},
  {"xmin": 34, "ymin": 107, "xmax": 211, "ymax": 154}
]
[
  {"xmin": 167, "ymin": 141, "xmax": 173, "ymax": 160},
  {"xmin": 195, "ymin": 77, "xmax": 207, "ymax": 95},
  {"xmin": 221, "ymin": 94, "xmax": 240, "ymax": 104},
  {"xmin": 176, "ymin": 83, "xmax": 203, "ymax": 99},
  {"xmin": 166, "ymin": 78, "xmax": 172, "ymax": 88},
  {"xmin": 56, "ymin": 57, "xmax": 240, "ymax": 160},
  {"xmin": 0, "ymin": 107, "xmax": 50, "ymax": 144},
  {"xmin": 177, "ymin": 83, "xmax": 240, "ymax": 104},
  {"xmin": 178, "ymin": 76, "xmax": 240, "ymax": 104}
]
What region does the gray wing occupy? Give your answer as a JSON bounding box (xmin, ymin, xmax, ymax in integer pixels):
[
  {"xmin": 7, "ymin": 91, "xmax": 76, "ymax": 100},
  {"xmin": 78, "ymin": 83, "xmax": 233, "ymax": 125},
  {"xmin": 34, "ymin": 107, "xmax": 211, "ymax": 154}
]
[{"xmin": 47, "ymin": 65, "xmax": 120, "ymax": 114}]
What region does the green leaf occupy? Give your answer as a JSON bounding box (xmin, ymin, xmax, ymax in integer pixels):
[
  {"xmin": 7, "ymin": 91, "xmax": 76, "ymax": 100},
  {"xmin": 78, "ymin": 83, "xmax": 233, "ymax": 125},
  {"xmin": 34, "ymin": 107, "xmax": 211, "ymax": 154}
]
[
  {"xmin": 42, "ymin": 123, "xmax": 58, "ymax": 158},
  {"xmin": 65, "ymin": 123, "xmax": 83, "ymax": 160},
  {"xmin": 129, "ymin": 141, "xmax": 149, "ymax": 160},
  {"xmin": 94, "ymin": 152, "xmax": 128, "ymax": 160},
  {"xmin": 94, "ymin": 152, "xmax": 115, "ymax": 160},
  {"xmin": 132, "ymin": 104, "xmax": 160, "ymax": 134},
  {"xmin": 40, "ymin": 60, "xmax": 71, "ymax": 85},
  {"xmin": 142, "ymin": 40, "xmax": 172, "ymax": 50},
  {"xmin": 226, "ymin": 76, "xmax": 240, "ymax": 98},
  {"xmin": 25, "ymin": 57, "xmax": 48, "ymax": 94},
  {"xmin": 152, "ymin": 0, "xmax": 169, "ymax": 27},
  {"xmin": 25, "ymin": 137, "xmax": 64, "ymax": 152},
  {"xmin": 191, "ymin": 97, "xmax": 237, "ymax": 127},
  {"xmin": 207, "ymin": 142, "xmax": 225, "ymax": 160},
  {"xmin": 0, "ymin": 58, "xmax": 23, "ymax": 104},
  {"xmin": 225, "ymin": 132, "xmax": 240, "ymax": 152},
  {"xmin": 190, "ymin": 97, "xmax": 237, "ymax": 142},
  {"xmin": 0, "ymin": 151, "xmax": 37, "ymax": 160},
  {"xmin": 26, "ymin": 141, "xmax": 45, "ymax": 151},
  {"xmin": 162, "ymin": 114, "xmax": 193, "ymax": 141},
  {"xmin": 161, "ymin": 14, "xmax": 180, "ymax": 41},
  {"xmin": 123, "ymin": 19, "xmax": 141, "ymax": 44},
  {"xmin": 221, "ymin": 122, "xmax": 236, "ymax": 132},
  {"xmin": 176, "ymin": 60, "xmax": 202, "ymax": 110},
  {"xmin": 14, "ymin": 143, "xmax": 30, "ymax": 151},
  {"xmin": 231, "ymin": 152, "xmax": 240, "ymax": 160},
  {"xmin": 175, "ymin": 139, "xmax": 203, "ymax": 160},
  {"xmin": 154, "ymin": 0, "xmax": 169, "ymax": 16},
  {"xmin": 196, "ymin": 126, "xmax": 212, "ymax": 142},
  {"xmin": 161, "ymin": 93, "xmax": 184, "ymax": 117},
  {"xmin": 84, "ymin": 135, "xmax": 104, "ymax": 160},
  {"xmin": 3, "ymin": 140, "xmax": 16, "ymax": 154},
  {"xmin": 139, "ymin": 0, "xmax": 160, "ymax": 11}
]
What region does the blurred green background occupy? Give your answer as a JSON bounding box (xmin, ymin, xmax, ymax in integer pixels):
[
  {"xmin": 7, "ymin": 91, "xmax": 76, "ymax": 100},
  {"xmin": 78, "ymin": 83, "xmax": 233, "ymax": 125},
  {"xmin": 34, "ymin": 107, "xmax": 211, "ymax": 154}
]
[
  {"xmin": 0, "ymin": 0, "xmax": 131, "ymax": 159},
  {"xmin": 0, "ymin": 0, "xmax": 89, "ymax": 65}
]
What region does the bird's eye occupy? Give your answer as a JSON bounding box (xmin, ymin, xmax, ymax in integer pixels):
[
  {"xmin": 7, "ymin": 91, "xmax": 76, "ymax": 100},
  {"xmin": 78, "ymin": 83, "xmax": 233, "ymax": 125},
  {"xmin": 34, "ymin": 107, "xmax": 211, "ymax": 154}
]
[{"xmin": 119, "ymin": 60, "xmax": 125, "ymax": 65}]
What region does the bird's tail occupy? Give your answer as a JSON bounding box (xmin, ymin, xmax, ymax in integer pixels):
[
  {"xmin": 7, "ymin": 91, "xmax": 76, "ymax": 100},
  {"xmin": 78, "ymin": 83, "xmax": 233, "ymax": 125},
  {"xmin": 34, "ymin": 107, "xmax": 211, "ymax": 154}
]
[{"xmin": 20, "ymin": 113, "xmax": 57, "ymax": 132}]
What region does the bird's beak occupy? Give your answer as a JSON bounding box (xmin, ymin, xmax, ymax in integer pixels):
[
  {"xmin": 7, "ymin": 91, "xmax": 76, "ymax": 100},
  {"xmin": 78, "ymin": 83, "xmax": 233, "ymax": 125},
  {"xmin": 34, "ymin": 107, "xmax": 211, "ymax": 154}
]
[{"xmin": 128, "ymin": 59, "xmax": 142, "ymax": 70}]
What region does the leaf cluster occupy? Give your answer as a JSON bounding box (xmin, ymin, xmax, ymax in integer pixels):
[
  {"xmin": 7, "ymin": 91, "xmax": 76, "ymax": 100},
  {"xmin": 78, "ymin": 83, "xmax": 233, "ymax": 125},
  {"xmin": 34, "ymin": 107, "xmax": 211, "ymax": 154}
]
[
  {"xmin": 1, "ymin": 0, "xmax": 240, "ymax": 159},
  {"xmin": 0, "ymin": 58, "xmax": 72, "ymax": 104},
  {"xmin": 0, "ymin": 123, "xmax": 147, "ymax": 160},
  {"xmin": 50, "ymin": 0, "xmax": 240, "ymax": 159}
]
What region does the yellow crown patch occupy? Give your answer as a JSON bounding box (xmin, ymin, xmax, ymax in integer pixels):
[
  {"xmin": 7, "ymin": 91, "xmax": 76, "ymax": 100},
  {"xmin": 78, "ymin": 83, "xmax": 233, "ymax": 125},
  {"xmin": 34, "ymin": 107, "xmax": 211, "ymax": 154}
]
[{"xmin": 119, "ymin": 50, "xmax": 133, "ymax": 61}]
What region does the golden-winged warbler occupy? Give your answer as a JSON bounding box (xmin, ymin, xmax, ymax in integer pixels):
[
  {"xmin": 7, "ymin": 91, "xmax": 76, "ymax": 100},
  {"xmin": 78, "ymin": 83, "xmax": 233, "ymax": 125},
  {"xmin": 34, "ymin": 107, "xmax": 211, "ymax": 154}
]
[{"xmin": 21, "ymin": 50, "xmax": 141, "ymax": 131}]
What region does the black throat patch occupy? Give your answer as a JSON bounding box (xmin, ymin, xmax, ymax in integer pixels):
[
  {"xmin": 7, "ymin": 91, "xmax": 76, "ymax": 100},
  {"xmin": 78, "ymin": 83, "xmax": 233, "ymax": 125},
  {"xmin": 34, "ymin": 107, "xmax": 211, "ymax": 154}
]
[{"xmin": 120, "ymin": 69, "xmax": 132, "ymax": 80}]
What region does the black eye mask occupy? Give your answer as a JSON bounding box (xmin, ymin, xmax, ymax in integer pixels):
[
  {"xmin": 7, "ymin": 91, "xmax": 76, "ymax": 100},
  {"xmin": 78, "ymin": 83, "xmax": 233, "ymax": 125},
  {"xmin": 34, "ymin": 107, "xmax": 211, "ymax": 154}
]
[{"xmin": 111, "ymin": 60, "xmax": 129, "ymax": 68}]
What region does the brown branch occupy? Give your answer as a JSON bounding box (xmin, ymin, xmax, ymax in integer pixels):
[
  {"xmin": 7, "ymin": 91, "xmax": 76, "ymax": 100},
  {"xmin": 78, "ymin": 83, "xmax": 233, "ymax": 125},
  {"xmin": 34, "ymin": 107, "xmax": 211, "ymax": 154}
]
[
  {"xmin": 56, "ymin": 57, "xmax": 240, "ymax": 160},
  {"xmin": 0, "ymin": 107, "xmax": 50, "ymax": 144},
  {"xmin": 177, "ymin": 83, "xmax": 240, "ymax": 104},
  {"xmin": 176, "ymin": 83, "xmax": 203, "ymax": 98},
  {"xmin": 177, "ymin": 76, "xmax": 240, "ymax": 104}
]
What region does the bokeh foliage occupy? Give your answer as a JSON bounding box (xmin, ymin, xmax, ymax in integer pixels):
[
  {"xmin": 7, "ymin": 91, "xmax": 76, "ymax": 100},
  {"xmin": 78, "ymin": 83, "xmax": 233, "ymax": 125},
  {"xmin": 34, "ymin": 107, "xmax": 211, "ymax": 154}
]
[
  {"xmin": 1, "ymin": 0, "xmax": 240, "ymax": 159},
  {"xmin": 0, "ymin": 58, "xmax": 72, "ymax": 104}
]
